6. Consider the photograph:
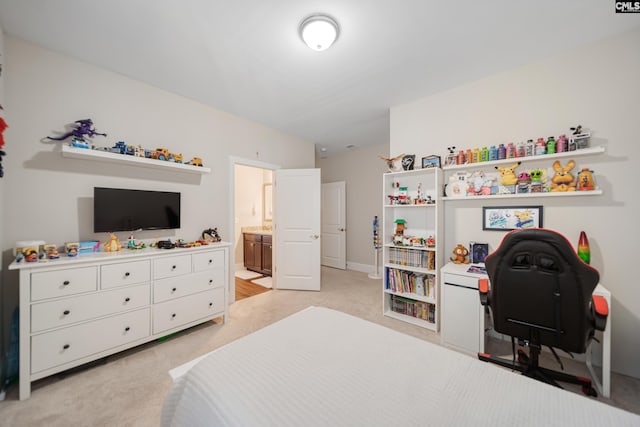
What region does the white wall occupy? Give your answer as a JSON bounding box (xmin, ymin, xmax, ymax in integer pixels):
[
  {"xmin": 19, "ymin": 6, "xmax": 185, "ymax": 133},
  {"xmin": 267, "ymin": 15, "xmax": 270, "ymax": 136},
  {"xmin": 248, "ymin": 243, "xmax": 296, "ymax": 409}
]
[
  {"xmin": 316, "ymin": 143, "xmax": 388, "ymax": 271},
  {"xmin": 390, "ymin": 29, "xmax": 640, "ymax": 378},
  {"xmin": 1, "ymin": 36, "xmax": 314, "ymax": 328}
]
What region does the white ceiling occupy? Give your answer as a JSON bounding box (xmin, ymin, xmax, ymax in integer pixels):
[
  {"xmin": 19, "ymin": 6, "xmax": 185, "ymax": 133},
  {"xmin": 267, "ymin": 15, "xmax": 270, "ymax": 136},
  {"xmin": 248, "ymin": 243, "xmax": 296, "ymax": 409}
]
[{"xmin": 0, "ymin": 1, "xmax": 638, "ymax": 157}]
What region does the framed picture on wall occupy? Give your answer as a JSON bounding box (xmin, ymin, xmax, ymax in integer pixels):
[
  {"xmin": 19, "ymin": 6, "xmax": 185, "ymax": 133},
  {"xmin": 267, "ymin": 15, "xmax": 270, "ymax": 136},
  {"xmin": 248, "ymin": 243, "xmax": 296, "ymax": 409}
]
[
  {"xmin": 421, "ymin": 155, "xmax": 441, "ymax": 169},
  {"xmin": 482, "ymin": 206, "xmax": 543, "ymax": 231}
]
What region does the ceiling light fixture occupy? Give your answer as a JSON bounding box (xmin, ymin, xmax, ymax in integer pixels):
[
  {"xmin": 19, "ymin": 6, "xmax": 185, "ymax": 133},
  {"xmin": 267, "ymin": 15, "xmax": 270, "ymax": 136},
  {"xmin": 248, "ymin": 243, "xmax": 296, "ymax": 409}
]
[{"xmin": 300, "ymin": 14, "xmax": 339, "ymax": 51}]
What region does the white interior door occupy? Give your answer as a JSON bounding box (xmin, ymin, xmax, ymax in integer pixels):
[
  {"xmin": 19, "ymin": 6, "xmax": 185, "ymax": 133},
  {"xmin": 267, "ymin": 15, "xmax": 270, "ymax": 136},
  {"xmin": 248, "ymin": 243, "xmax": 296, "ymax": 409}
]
[
  {"xmin": 321, "ymin": 181, "xmax": 346, "ymax": 269},
  {"xmin": 274, "ymin": 169, "xmax": 321, "ymax": 291}
]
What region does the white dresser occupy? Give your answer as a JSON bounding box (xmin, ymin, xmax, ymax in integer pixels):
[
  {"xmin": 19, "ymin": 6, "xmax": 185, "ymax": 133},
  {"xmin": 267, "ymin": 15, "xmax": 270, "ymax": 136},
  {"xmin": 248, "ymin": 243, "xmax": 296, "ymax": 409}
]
[{"xmin": 9, "ymin": 242, "xmax": 230, "ymax": 400}]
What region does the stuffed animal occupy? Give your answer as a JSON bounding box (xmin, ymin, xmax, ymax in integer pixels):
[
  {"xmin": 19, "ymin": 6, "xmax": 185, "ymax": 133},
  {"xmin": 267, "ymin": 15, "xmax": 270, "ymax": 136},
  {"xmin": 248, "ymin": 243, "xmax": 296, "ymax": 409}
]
[
  {"xmin": 450, "ymin": 244, "xmax": 470, "ymax": 264},
  {"xmin": 495, "ymin": 162, "xmax": 521, "ymax": 186},
  {"xmin": 577, "ymin": 168, "xmax": 595, "ymax": 191},
  {"xmin": 550, "ymin": 160, "xmax": 576, "ymax": 192},
  {"xmin": 103, "ymin": 234, "xmax": 122, "ymax": 252}
]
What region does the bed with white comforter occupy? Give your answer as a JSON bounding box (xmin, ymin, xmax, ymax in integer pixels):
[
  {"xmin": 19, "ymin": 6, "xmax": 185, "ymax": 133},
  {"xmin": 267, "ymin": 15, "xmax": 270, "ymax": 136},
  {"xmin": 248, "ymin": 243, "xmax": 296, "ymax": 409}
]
[{"xmin": 162, "ymin": 306, "xmax": 639, "ymax": 426}]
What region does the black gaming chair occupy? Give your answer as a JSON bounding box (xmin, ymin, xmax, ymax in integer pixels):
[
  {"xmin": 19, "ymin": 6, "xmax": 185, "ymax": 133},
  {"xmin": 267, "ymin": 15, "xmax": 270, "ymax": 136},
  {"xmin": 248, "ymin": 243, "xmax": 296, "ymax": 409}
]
[{"xmin": 478, "ymin": 229, "xmax": 608, "ymax": 396}]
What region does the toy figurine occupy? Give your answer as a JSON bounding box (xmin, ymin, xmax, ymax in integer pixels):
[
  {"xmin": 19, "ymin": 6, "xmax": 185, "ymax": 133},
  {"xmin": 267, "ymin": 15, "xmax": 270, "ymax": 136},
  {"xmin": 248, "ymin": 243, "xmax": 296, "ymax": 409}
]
[
  {"xmin": 202, "ymin": 227, "xmax": 222, "ymax": 243},
  {"xmin": 104, "ymin": 234, "xmax": 122, "ymax": 252},
  {"xmin": 495, "ymin": 162, "xmax": 521, "ymax": 186},
  {"xmin": 188, "ymin": 157, "xmax": 203, "ymax": 167},
  {"xmin": 47, "ymin": 119, "xmax": 107, "ymax": 142},
  {"xmin": 43, "ymin": 244, "xmax": 60, "ymax": 260},
  {"xmin": 450, "ymin": 244, "xmax": 469, "ymax": 264},
  {"xmin": 550, "ymin": 160, "xmax": 577, "ymax": 192},
  {"xmin": 577, "ymin": 168, "xmax": 595, "ymax": 191}
]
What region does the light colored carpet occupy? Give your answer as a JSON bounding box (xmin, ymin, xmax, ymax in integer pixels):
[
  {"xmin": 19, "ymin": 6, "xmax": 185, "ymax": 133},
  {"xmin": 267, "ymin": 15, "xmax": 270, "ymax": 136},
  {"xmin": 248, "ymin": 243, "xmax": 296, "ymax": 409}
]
[
  {"xmin": 251, "ymin": 276, "xmax": 272, "ymax": 288},
  {"xmin": 0, "ymin": 267, "xmax": 638, "ymax": 426},
  {"xmin": 234, "ymin": 269, "xmax": 262, "ymax": 280}
]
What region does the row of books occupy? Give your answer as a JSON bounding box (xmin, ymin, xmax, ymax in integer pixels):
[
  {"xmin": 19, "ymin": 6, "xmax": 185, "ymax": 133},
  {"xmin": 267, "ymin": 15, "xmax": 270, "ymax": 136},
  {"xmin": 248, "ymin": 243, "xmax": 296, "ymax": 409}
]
[
  {"xmin": 389, "ymin": 295, "xmax": 436, "ymax": 323},
  {"xmin": 386, "ymin": 268, "xmax": 435, "ymax": 297},
  {"xmin": 387, "ymin": 247, "xmax": 435, "ymax": 270}
]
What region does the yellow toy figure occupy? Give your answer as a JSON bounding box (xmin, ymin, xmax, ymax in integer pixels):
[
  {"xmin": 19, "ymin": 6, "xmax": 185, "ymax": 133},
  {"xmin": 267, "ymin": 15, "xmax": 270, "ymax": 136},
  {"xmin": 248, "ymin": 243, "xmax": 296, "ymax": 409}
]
[
  {"xmin": 550, "ymin": 160, "xmax": 577, "ymax": 192},
  {"xmin": 495, "ymin": 162, "xmax": 521, "ymax": 186},
  {"xmin": 450, "ymin": 244, "xmax": 469, "ymax": 264},
  {"xmin": 104, "ymin": 233, "xmax": 122, "ymax": 252},
  {"xmin": 577, "ymin": 168, "xmax": 596, "ymax": 191}
]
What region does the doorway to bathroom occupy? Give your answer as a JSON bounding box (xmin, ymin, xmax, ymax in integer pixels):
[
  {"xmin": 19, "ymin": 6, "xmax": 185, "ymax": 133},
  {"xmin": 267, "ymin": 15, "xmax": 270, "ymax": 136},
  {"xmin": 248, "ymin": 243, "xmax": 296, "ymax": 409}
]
[{"xmin": 233, "ymin": 163, "xmax": 274, "ymax": 302}]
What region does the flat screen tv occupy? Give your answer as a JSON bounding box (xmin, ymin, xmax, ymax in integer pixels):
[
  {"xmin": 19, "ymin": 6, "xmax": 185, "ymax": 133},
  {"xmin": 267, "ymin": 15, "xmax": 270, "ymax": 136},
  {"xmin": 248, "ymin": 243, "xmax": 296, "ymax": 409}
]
[{"xmin": 94, "ymin": 187, "xmax": 180, "ymax": 233}]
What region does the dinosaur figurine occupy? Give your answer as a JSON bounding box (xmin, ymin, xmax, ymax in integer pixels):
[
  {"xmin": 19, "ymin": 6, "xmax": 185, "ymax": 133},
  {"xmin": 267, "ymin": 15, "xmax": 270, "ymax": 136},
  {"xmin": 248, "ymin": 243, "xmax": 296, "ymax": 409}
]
[{"xmin": 47, "ymin": 118, "xmax": 107, "ymax": 141}]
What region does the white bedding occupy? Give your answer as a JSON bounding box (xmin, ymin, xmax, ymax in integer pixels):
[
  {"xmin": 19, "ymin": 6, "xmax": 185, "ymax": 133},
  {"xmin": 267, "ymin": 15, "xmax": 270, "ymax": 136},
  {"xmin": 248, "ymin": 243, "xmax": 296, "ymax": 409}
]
[{"xmin": 162, "ymin": 306, "xmax": 639, "ymax": 426}]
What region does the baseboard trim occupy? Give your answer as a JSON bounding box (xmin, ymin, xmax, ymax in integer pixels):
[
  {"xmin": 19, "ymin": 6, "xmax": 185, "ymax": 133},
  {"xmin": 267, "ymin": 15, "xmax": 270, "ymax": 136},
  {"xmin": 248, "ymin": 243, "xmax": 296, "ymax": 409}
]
[{"xmin": 346, "ymin": 261, "xmax": 375, "ymax": 274}]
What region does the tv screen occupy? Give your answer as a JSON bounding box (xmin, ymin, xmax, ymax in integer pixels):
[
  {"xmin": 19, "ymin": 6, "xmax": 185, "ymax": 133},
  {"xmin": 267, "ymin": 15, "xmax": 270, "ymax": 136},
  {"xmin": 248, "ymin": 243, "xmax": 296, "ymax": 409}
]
[{"xmin": 94, "ymin": 187, "xmax": 181, "ymax": 233}]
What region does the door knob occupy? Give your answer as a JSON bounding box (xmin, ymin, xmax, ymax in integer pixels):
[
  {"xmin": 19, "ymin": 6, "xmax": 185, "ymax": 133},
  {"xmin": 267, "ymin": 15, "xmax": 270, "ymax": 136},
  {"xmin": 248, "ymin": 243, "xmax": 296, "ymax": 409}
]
[
  {"xmin": 338, "ymin": 228, "xmax": 346, "ymax": 231},
  {"xmin": 310, "ymin": 235, "xmax": 319, "ymax": 239}
]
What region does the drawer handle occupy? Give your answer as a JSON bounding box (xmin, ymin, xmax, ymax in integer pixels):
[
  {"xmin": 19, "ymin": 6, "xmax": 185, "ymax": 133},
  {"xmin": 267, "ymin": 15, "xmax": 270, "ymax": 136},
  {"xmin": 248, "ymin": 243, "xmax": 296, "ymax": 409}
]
[
  {"xmin": 63, "ymin": 280, "xmax": 70, "ymax": 286},
  {"xmin": 125, "ymin": 272, "xmax": 130, "ymax": 277},
  {"xmin": 171, "ymin": 287, "xmax": 177, "ymax": 293},
  {"xmin": 208, "ymin": 302, "xmax": 213, "ymax": 307},
  {"xmin": 209, "ymin": 279, "xmax": 213, "ymax": 285},
  {"xmin": 172, "ymin": 265, "xmax": 177, "ymax": 270},
  {"xmin": 171, "ymin": 313, "xmax": 176, "ymax": 318},
  {"xmin": 63, "ymin": 344, "xmax": 70, "ymax": 350},
  {"xmin": 208, "ymin": 259, "xmax": 213, "ymax": 264},
  {"xmin": 124, "ymin": 297, "xmax": 131, "ymax": 303},
  {"xmin": 63, "ymin": 310, "xmax": 70, "ymax": 316},
  {"xmin": 125, "ymin": 326, "xmax": 130, "ymax": 332}
]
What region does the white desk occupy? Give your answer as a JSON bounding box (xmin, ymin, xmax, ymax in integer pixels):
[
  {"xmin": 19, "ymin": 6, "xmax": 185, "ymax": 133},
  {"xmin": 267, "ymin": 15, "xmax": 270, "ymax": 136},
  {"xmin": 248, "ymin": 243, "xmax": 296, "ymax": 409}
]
[{"xmin": 440, "ymin": 262, "xmax": 611, "ymax": 398}]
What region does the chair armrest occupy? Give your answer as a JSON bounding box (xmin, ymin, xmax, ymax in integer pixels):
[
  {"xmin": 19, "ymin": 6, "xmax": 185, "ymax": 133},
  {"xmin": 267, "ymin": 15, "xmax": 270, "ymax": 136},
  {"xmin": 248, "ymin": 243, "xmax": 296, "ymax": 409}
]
[
  {"xmin": 478, "ymin": 278, "xmax": 489, "ymax": 306},
  {"xmin": 592, "ymin": 295, "xmax": 608, "ymax": 331}
]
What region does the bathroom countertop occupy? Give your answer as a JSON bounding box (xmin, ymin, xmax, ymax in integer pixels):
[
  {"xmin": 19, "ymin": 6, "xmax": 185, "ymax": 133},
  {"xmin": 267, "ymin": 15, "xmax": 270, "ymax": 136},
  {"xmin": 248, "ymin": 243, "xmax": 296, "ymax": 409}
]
[{"xmin": 241, "ymin": 226, "xmax": 272, "ymax": 235}]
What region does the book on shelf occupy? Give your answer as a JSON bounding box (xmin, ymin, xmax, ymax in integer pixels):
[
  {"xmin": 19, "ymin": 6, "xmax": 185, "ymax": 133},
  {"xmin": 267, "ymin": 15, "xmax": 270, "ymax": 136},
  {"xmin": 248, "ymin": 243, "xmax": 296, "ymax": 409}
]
[
  {"xmin": 385, "ymin": 267, "xmax": 435, "ymax": 298},
  {"xmin": 387, "ymin": 247, "xmax": 435, "ymax": 270},
  {"xmin": 389, "ymin": 295, "xmax": 435, "ymax": 322}
]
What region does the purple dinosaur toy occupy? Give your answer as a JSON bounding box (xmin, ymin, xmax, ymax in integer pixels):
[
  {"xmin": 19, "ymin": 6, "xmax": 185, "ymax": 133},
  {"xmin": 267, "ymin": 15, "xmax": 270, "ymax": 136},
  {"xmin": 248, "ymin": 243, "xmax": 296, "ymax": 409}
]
[{"xmin": 47, "ymin": 119, "xmax": 107, "ymax": 141}]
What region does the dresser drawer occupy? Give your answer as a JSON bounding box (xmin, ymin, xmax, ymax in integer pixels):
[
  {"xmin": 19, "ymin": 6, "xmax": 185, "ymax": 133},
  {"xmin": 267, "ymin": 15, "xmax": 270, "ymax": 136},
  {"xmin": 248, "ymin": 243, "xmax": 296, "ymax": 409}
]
[
  {"xmin": 153, "ymin": 287, "xmax": 224, "ymax": 334},
  {"xmin": 31, "ymin": 284, "xmax": 150, "ymax": 333},
  {"xmin": 31, "ymin": 308, "xmax": 150, "ymax": 374},
  {"xmin": 153, "ymin": 270, "xmax": 225, "ymax": 303},
  {"xmin": 153, "ymin": 255, "xmax": 191, "ymax": 279},
  {"xmin": 101, "ymin": 260, "xmax": 151, "ymax": 289},
  {"xmin": 31, "ymin": 267, "xmax": 98, "ymax": 302},
  {"xmin": 192, "ymin": 250, "xmax": 225, "ymax": 272}
]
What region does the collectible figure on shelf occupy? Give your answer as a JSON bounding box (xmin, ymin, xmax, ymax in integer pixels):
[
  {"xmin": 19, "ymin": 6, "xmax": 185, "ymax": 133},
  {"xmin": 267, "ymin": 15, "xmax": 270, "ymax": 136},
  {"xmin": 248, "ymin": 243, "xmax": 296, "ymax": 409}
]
[
  {"xmin": 516, "ymin": 171, "xmax": 531, "ymax": 194},
  {"xmin": 444, "ymin": 146, "xmax": 457, "ymax": 166},
  {"xmin": 466, "ymin": 170, "xmax": 485, "ymax": 196},
  {"xmin": 393, "ymin": 219, "xmax": 406, "ymax": 245},
  {"xmin": 103, "ymin": 234, "xmax": 122, "ymax": 252},
  {"xmin": 445, "ymin": 171, "xmax": 470, "ymax": 197},
  {"xmin": 577, "ymin": 168, "xmax": 596, "ymax": 191},
  {"xmin": 495, "ymin": 162, "xmax": 521, "ymax": 186},
  {"xmin": 47, "ymin": 119, "xmax": 107, "ymax": 142},
  {"xmin": 379, "ymin": 154, "xmax": 404, "ymax": 172},
  {"xmin": 450, "ymin": 244, "xmax": 469, "ymax": 264},
  {"xmin": 188, "ymin": 157, "xmax": 203, "ymax": 167},
  {"xmin": 202, "ymin": 227, "xmax": 222, "ymax": 243},
  {"xmin": 66, "ymin": 242, "xmax": 79, "ymax": 257},
  {"xmin": 550, "ymin": 160, "xmax": 577, "ymax": 192},
  {"xmin": 529, "ymin": 169, "xmax": 545, "ymax": 193},
  {"xmin": 43, "ymin": 244, "xmax": 60, "ymax": 260},
  {"xmin": 112, "ymin": 141, "xmax": 127, "ymax": 154}
]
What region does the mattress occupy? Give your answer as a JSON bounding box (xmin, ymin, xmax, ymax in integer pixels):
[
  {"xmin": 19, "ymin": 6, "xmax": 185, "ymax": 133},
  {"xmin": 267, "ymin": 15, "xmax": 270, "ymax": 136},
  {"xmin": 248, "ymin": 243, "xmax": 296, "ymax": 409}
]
[{"xmin": 162, "ymin": 306, "xmax": 639, "ymax": 426}]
